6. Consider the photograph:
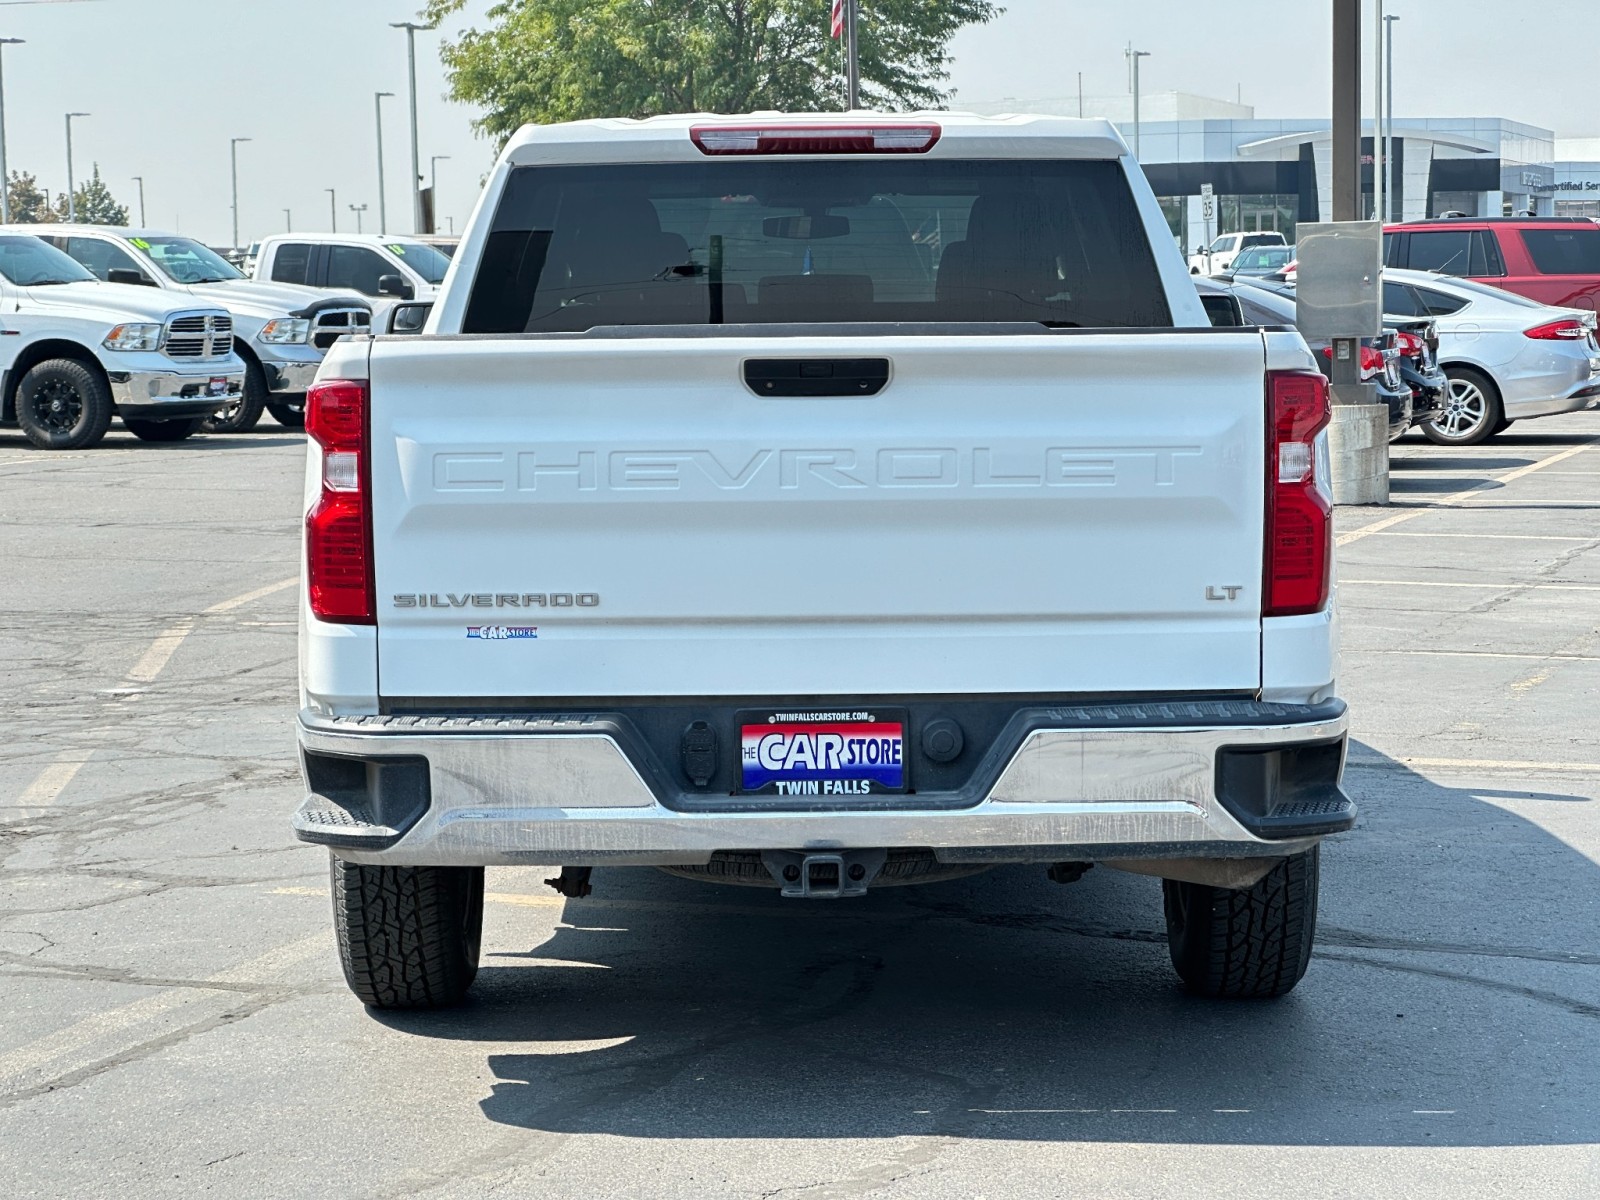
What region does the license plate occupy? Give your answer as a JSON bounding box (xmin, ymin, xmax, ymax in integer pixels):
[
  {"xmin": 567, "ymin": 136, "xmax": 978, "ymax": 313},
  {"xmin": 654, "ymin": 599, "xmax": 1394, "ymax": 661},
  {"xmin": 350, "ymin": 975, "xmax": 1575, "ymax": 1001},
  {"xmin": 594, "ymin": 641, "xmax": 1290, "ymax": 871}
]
[
  {"xmin": 207, "ymin": 377, "xmax": 230, "ymax": 397},
  {"xmin": 739, "ymin": 709, "xmax": 906, "ymax": 797}
]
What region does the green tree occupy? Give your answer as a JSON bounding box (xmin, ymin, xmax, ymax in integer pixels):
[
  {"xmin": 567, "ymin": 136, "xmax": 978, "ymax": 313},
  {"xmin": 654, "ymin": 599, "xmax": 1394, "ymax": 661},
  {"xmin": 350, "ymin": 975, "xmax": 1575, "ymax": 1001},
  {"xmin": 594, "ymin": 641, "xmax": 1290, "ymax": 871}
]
[
  {"xmin": 423, "ymin": 0, "xmax": 1000, "ymax": 147},
  {"xmin": 63, "ymin": 164, "xmax": 130, "ymax": 225},
  {"xmin": 5, "ymin": 170, "xmax": 56, "ymax": 223}
]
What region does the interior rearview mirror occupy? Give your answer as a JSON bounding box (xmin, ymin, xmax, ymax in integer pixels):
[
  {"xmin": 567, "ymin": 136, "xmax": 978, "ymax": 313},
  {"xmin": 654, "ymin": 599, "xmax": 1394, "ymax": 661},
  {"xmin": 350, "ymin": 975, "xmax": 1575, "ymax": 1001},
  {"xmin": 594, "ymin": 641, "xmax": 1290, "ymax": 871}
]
[{"xmin": 763, "ymin": 214, "xmax": 851, "ymax": 240}]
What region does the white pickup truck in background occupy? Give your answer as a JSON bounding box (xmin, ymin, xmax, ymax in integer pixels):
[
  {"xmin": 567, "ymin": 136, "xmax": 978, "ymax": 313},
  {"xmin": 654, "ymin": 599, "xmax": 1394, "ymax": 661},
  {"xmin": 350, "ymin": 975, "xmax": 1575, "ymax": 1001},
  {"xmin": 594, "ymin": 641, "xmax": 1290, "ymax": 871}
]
[
  {"xmin": 1188, "ymin": 230, "xmax": 1288, "ymax": 276},
  {"xmin": 293, "ymin": 113, "xmax": 1352, "ymax": 1010},
  {"xmin": 0, "ymin": 233, "xmax": 245, "ymax": 449}
]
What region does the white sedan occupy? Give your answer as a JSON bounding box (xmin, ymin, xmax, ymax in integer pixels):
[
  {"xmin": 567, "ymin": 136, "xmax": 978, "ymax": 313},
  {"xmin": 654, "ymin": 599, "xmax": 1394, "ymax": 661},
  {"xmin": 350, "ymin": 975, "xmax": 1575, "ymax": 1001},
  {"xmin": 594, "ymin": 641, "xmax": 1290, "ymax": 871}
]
[{"xmin": 1383, "ymin": 268, "xmax": 1600, "ymax": 445}]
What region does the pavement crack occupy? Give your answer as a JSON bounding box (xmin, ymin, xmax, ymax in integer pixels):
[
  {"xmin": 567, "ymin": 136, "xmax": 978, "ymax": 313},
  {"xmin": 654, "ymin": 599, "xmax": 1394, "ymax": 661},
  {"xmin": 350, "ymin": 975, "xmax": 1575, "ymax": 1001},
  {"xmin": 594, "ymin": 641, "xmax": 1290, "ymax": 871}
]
[{"xmin": 1317, "ymin": 950, "xmax": 1600, "ymax": 1019}]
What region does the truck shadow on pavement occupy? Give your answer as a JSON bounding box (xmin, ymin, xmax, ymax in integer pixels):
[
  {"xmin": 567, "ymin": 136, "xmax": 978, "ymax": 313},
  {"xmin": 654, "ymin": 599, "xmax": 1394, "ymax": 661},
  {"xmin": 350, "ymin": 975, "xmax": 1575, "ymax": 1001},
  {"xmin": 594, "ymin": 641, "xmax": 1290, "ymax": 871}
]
[{"xmin": 376, "ymin": 745, "xmax": 1600, "ymax": 1148}]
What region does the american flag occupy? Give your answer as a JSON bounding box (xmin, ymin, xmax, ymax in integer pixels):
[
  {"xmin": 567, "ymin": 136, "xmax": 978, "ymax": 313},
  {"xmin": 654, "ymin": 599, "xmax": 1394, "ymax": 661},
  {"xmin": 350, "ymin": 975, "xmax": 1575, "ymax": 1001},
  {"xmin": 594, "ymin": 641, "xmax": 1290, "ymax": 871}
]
[{"xmin": 830, "ymin": 0, "xmax": 844, "ymax": 38}]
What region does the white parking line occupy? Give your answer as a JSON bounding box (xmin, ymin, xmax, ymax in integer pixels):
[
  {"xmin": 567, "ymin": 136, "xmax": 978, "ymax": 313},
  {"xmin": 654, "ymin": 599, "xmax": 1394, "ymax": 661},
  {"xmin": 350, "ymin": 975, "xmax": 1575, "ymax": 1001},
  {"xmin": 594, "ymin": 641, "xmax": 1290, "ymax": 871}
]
[
  {"xmin": 1337, "ymin": 438, "xmax": 1598, "ymax": 546},
  {"xmin": 1341, "ymin": 579, "xmax": 1600, "ymax": 592}
]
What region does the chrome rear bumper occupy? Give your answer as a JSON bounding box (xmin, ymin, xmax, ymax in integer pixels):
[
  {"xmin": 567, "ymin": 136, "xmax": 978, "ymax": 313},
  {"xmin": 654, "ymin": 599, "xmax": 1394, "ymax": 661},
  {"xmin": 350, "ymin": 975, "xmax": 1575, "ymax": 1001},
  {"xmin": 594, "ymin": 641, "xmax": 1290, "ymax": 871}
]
[{"xmin": 294, "ymin": 701, "xmax": 1351, "ymax": 867}]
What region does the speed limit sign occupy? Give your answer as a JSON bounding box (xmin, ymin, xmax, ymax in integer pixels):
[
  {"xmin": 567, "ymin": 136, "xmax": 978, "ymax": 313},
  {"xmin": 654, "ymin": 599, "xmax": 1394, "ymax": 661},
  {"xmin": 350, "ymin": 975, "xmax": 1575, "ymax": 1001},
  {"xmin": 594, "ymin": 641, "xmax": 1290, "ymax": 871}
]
[{"xmin": 1200, "ymin": 182, "xmax": 1215, "ymax": 220}]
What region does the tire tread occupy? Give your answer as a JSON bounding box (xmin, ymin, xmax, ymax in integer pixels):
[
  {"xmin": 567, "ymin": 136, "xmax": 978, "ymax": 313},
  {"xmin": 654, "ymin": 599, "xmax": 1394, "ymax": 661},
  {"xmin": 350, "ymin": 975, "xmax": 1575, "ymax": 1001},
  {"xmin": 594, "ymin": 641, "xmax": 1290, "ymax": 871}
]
[
  {"xmin": 1164, "ymin": 848, "xmax": 1318, "ymax": 999},
  {"xmin": 331, "ymin": 857, "xmax": 482, "ymax": 1010}
]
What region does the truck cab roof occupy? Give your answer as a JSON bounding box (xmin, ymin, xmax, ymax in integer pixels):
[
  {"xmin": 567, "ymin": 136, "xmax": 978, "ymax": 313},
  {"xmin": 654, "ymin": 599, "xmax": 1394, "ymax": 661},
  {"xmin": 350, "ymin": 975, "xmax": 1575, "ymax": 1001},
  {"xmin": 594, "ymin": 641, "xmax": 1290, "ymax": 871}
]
[{"xmin": 498, "ymin": 111, "xmax": 1131, "ymax": 167}]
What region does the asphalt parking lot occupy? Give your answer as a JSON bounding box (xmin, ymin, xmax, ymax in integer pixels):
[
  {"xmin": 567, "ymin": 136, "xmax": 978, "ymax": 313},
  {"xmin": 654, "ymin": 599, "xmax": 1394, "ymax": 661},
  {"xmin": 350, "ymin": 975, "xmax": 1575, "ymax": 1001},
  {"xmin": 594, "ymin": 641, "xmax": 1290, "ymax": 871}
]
[{"xmin": 2, "ymin": 414, "xmax": 1598, "ymax": 1200}]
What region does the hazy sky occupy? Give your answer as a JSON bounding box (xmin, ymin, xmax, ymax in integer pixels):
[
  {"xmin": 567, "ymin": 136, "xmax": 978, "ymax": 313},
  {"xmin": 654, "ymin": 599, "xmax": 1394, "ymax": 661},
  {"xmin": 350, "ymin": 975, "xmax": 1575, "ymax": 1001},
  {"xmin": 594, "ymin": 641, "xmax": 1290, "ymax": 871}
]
[{"xmin": 0, "ymin": 0, "xmax": 1584, "ymax": 246}]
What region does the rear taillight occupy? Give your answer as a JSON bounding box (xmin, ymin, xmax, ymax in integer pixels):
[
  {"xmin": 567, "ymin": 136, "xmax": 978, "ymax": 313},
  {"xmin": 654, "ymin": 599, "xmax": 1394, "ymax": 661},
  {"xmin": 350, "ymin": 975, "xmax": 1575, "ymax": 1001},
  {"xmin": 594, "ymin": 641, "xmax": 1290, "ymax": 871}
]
[
  {"xmin": 1264, "ymin": 370, "xmax": 1332, "ymax": 618},
  {"xmin": 305, "ymin": 379, "xmax": 373, "ymax": 624},
  {"xmin": 1524, "ymin": 318, "xmax": 1589, "ymax": 340},
  {"xmin": 1395, "ymin": 331, "xmax": 1423, "ymax": 357},
  {"xmin": 1325, "ymin": 342, "xmax": 1387, "ymax": 381},
  {"xmin": 690, "ymin": 123, "xmax": 941, "ymax": 155}
]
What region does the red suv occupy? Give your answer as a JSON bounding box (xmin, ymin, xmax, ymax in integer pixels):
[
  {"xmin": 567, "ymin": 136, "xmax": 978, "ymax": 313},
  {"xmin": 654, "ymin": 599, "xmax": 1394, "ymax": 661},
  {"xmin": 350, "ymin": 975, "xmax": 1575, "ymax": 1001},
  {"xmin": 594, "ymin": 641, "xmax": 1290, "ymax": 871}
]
[{"xmin": 1383, "ymin": 217, "xmax": 1600, "ymax": 311}]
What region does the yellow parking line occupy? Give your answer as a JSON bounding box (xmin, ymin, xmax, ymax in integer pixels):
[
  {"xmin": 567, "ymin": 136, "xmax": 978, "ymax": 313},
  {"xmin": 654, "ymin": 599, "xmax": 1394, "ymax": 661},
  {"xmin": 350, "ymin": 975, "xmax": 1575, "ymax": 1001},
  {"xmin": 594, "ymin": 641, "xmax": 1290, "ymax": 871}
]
[
  {"xmin": 124, "ymin": 621, "xmax": 196, "ymax": 685},
  {"xmin": 1375, "ymin": 756, "xmax": 1600, "ymax": 775},
  {"xmin": 1337, "ymin": 438, "xmax": 1598, "ymax": 546},
  {"xmin": 0, "ymin": 935, "xmax": 327, "ymax": 1098},
  {"xmin": 203, "ymin": 576, "xmax": 297, "ymax": 615}
]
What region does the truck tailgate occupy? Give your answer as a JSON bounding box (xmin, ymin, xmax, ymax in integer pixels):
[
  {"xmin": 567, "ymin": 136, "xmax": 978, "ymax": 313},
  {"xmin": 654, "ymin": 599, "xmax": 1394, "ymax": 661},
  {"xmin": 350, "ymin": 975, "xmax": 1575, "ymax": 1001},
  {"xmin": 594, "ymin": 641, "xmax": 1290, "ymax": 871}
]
[{"xmin": 367, "ymin": 332, "xmax": 1267, "ymax": 700}]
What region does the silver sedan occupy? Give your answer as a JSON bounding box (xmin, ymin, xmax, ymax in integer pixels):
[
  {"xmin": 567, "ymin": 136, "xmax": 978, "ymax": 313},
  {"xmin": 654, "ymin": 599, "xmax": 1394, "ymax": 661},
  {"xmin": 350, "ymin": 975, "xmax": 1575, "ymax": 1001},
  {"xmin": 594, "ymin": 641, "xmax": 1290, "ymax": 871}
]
[{"xmin": 1383, "ymin": 268, "xmax": 1600, "ymax": 445}]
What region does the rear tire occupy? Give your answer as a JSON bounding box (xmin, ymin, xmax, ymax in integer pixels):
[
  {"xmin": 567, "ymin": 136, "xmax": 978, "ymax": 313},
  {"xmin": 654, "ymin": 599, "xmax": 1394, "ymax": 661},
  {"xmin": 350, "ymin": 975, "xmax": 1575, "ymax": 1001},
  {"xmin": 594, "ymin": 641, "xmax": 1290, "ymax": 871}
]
[
  {"xmin": 200, "ymin": 357, "xmax": 266, "ymax": 434},
  {"xmin": 1422, "ymin": 367, "xmax": 1503, "ymax": 446},
  {"xmin": 266, "ymin": 397, "xmax": 305, "ymax": 429},
  {"xmin": 1163, "ymin": 846, "xmax": 1319, "ymax": 999},
  {"xmin": 331, "ymin": 856, "xmax": 484, "ymax": 1009},
  {"xmin": 15, "ymin": 358, "xmax": 113, "ymax": 450},
  {"xmin": 122, "ymin": 416, "xmax": 204, "ymax": 442}
]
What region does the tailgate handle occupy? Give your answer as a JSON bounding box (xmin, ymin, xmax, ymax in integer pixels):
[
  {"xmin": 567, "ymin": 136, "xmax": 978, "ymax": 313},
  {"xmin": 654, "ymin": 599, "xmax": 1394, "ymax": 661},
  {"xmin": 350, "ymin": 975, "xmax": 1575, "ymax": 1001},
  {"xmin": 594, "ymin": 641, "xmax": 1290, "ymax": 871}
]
[{"xmin": 743, "ymin": 358, "xmax": 889, "ymax": 397}]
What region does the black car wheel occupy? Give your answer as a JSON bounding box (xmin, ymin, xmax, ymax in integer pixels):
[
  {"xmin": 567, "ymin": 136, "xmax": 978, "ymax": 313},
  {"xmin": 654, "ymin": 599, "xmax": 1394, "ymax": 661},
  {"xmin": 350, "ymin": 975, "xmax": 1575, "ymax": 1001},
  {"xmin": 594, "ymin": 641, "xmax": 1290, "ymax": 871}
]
[
  {"xmin": 265, "ymin": 397, "xmax": 305, "ymax": 429},
  {"xmin": 15, "ymin": 358, "xmax": 114, "ymax": 451},
  {"xmin": 200, "ymin": 358, "xmax": 267, "ymax": 434}
]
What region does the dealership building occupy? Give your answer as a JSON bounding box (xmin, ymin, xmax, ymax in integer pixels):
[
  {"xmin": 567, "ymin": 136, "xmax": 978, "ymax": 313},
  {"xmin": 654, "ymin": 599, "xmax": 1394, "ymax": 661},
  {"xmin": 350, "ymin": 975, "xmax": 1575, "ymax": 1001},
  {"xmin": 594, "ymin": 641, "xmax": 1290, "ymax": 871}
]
[{"xmin": 968, "ymin": 92, "xmax": 1600, "ymax": 249}]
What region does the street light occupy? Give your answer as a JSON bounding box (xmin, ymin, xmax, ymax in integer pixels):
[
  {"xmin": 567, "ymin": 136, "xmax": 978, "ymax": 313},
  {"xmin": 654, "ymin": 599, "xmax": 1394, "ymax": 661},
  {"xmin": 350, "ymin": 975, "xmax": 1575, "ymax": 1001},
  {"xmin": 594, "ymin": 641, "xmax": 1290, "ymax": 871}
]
[
  {"xmin": 374, "ymin": 91, "xmax": 394, "ymax": 235},
  {"xmin": 0, "ymin": 38, "xmax": 23, "ymax": 223},
  {"xmin": 325, "ymin": 187, "xmax": 337, "ymax": 232},
  {"xmin": 131, "ymin": 175, "xmax": 145, "ymax": 226},
  {"xmin": 64, "ymin": 112, "xmax": 89, "ymax": 223},
  {"xmin": 283, "ymin": 207, "xmax": 292, "ymax": 231},
  {"xmin": 349, "ymin": 202, "xmax": 368, "ymax": 234},
  {"xmin": 391, "ymin": 21, "xmax": 436, "ymax": 233},
  {"xmin": 430, "ymin": 154, "xmax": 449, "ymax": 229},
  {"xmin": 230, "ymin": 136, "xmax": 251, "ymax": 252},
  {"xmin": 1123, "ymin": 46, "xmax": 1151, "ymax": 160},
  {"xmin": 1372, "ymin": 0, "xmax": 1384, "ymax": 223},
  {"xmin": 1384, "ymin": 12, "xmax": 1399, "ymax": 222}
]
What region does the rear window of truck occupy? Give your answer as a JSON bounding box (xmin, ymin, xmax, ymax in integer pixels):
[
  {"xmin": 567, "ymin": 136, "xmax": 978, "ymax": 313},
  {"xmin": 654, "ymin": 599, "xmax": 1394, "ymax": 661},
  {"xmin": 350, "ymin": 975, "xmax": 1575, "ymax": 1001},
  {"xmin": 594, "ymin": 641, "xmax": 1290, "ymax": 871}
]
[{"xmin": 462, "ymin": 159, "xmax": 1172, "ymax": 333}]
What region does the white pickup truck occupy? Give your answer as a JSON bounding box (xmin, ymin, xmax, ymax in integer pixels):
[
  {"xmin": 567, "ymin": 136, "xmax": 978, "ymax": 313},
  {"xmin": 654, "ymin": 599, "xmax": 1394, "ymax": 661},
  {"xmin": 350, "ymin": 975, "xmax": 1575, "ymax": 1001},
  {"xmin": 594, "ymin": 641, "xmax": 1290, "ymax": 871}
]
[
  {"xmin": 0, "ymin": 233, "xmax": 245, "ymax": 449},
  {"xmin": 294, "ymin": 113, "xmax": 1352, "ymax": 1010}
]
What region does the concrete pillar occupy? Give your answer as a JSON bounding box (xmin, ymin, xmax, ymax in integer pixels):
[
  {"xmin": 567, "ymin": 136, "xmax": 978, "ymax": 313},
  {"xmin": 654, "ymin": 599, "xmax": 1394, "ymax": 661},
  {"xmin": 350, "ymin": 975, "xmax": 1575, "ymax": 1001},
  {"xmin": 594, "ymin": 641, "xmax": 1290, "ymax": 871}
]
[
  {"xmin": 1401, "ymin": 140, "xmax": 1433, "ymax": 221},
  {"xmin": 1313, "ymin": 140, "xmax": 1334, "ymax": 223},
  {"xmin": 1327, "ymin": 394, "xmax": 1390, "ymax": 505}
]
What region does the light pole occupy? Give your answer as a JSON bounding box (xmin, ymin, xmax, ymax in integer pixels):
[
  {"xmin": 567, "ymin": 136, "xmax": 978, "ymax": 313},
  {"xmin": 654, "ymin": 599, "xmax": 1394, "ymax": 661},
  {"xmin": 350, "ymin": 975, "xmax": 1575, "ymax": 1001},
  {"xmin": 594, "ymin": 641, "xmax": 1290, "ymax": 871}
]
[
  {"xmin": 1372, "ymin": 0, "xmax": 1384, "ymax": 223},
  {"xmin": 229, "ymin": 136, "xmax": 251, "ymax": 251},
  {"xmin": 1384, "ymin": 12, "xmax": 1399, "ymax": 223},
  {"xmin": 64, "ymin": 112, "xmax": 89, "ymax": 222},
  {"xmin": 131, "ymin": 175, "xmax": 146, "ymax": 226},
  {"xmin": 375, "ymin": 91, "xmax": 394, "ymax": 235},
  {"xmin": 349, "ymin": 202, "xmax": 368, "ymax": 234},
  {"xmin": 283, "ymin": 207, "xmax": 291, "ymax": 231},
  {"xmin": 1124, "ymin": 45, "xmax": 1150, "ymax": 160},
  {"xmin": 325, "ymin": 187, "xmax": 337, "ymax": 232},
  {"xmin": 0, "ymin": 38, "xmax": 22, "ymax": 223},
  {"xmin": 391, "ymin": 21, "xmax": 435, "ymax": 233},
  {"xmin": 430, "ymin": 154, "xmax": 449, "ymax": 230}
]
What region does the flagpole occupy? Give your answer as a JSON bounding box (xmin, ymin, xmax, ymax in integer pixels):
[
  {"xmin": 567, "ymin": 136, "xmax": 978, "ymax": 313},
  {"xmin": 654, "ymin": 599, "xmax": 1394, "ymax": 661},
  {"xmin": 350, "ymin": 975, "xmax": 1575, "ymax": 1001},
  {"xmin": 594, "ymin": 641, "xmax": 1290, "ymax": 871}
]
[{"xmin": 845, "ymin": 0, "xmax": 859, "ymax": 109}]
